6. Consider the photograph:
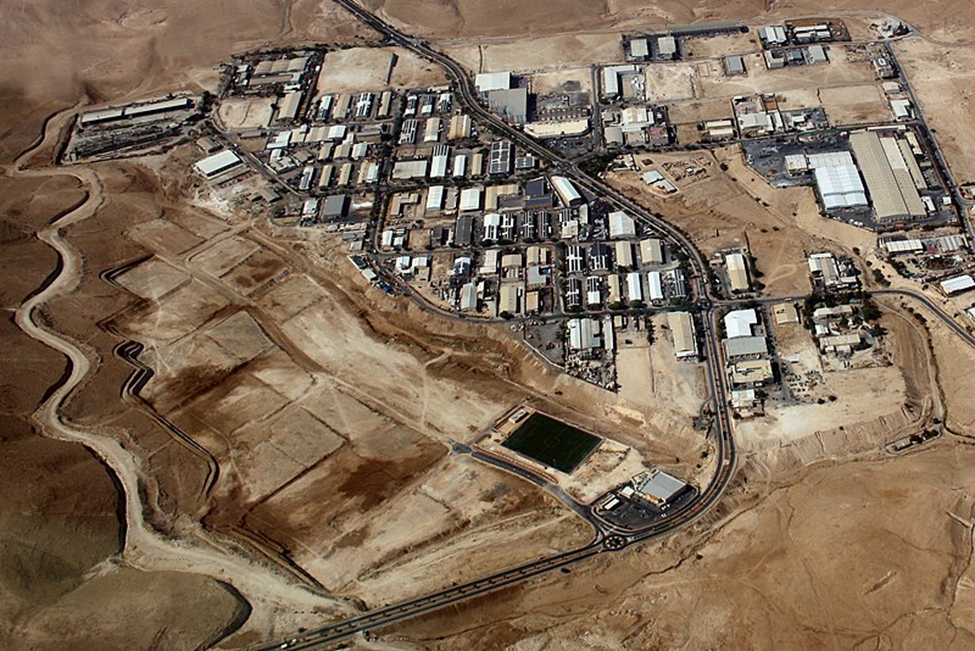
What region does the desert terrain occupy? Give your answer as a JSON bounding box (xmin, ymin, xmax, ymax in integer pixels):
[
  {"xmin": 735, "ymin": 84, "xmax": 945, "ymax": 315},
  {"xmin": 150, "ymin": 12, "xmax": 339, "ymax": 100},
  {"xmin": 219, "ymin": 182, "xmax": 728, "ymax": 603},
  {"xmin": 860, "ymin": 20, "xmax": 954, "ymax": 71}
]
[{"xmin": 3, "ymin": 1, "xmax": 975, "ymax": 650}]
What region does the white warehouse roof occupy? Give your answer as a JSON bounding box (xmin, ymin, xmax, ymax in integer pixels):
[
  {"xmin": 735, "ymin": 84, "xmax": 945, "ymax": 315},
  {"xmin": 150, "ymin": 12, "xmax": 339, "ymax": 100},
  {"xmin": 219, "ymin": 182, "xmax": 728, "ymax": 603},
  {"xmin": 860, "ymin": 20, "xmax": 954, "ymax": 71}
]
[
  {"xmin": 809, "ymin": 151, "xmax": 868, "ymax": 209},
  {"xmin": 475, "ymin": 71, "xmax": 512, "ymax": 93},
  {"xmin": 194, "ymin": 150, "xmax": 241, "ymax": 178},
  {"xmin": 609, "ymin": 211, "xmax": 636, "ymax": 238},
  {"xmin": 724, "ymin": 309, "xmax": 758, "ymax": 339},
  {"xmin": 941, "ymin": 275, "xmax": 975, "ymax": 295}
]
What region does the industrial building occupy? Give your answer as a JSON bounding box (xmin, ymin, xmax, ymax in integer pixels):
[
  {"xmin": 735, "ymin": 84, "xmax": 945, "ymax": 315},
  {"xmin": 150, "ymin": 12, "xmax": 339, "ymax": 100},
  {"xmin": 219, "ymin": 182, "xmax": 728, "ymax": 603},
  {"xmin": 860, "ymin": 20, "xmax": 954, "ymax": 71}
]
[
  {"xmin": 724, "ymin": 309, "xmax": 759, "ymax": 339},
  {"xmin": 488, "ymin": 140, "xmax": 513, "ymax": 176},
  {"xmin": 475, "ymin": 71, "xmax": 512, "ymax": 93},
  {"xmin": 723, "ymin": 55, "xmax": 746, "ymax": 76},
  {"xmin": 725, "ymin": 253, "xmax": 751, "ymax": 293},
  {"xmin": 487, "ymin": 88, "xmax": 529, "ymax": 126},
  {"xmin": 625, "ymin": 271, "xmax": 644, "ymax": 304},
  {"xmin": 608, "ymin": 211, "xmax": 636, "ymax": 239},
  {"xmin": 615, "ymin": 241, "xmax": 634, "ymax": 269},
  {"xmin": 630, "ymin": 469, "xmax": 688, "ymax": 506},
  {"xmin": 568, "ymin": 318, "xmax": 602, "ymax": 350},
  {"xmin": 849, "ymin": 130, "xmax": 926, "ymax": 222},
  {"xmin": 459, "ymin": 186, "xmax": 483, "ymax": 212},
  {"xmin": 194, "ymin": 150, "xmax": 242, "ymax": 178},
  {"xmin": 601, "ymin": 65, "xmax": 639, "ymax": 99},
  {"xmin": 941, "ymin": 274, "xmax": 975, "ymax": 296},
  {"xmin": 668, "ymin": 312, "xmax": 698, "ymax": 360},
  {"xmin": 724, "ymin": 336, "xmax": 769, "ymax": 359},
  {"xmin": 640, "ymin": 238, "xmax": 665, "ymax": 266},
  {"xmin": 802, "ymin": 151, "xmax": 868, "ymax": 210},
  {"xmin": 647, "ymin": 271, "xmax": 664, "ymax": 302},
  {"xmin": 808, "ymin": 252, "xmax": 859, "ymax": 290},
  {"xmin": 551, "ymin": 176, "xmax": 583, "ymax": 207}
]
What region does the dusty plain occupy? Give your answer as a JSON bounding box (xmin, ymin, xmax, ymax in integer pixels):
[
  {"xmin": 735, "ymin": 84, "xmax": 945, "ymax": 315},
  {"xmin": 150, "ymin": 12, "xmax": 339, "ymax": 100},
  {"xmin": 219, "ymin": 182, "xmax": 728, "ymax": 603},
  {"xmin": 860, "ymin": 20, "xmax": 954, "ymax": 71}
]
[{"xmin": 3, "ymin": 1, "xmax": 975, "ymax": 650}]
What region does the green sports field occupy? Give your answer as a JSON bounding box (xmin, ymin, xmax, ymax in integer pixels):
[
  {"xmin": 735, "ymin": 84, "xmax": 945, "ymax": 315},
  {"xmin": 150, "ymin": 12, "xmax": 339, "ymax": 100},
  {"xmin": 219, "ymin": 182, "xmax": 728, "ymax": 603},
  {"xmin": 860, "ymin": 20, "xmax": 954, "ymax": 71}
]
[{"xmin": 502, "ymin": 412, "xmax": 601, "ymax": 473}]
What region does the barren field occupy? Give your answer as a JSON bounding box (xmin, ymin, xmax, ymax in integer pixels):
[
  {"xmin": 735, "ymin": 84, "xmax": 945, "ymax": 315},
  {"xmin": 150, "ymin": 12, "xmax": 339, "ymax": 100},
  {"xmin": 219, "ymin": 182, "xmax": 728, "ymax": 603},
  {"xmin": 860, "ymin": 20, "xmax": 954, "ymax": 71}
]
[
  {"xmin": 395, "ymin": 445, "xmax": 975, "ymax": 649},
  {"xmin": 894, "ymin": 37, "xmax": 975, "ymax": 184},
  {"xmin": 442, "ymin": 33, "xmax": 622, "ymax": 75},
  {"xmin": 317, "ymin": 46, "xmax": 447, "ymax": 93}
]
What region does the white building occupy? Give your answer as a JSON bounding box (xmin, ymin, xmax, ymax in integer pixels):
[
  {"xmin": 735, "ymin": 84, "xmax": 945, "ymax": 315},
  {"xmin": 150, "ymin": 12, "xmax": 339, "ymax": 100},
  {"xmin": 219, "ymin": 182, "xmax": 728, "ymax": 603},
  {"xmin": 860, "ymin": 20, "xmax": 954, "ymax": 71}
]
[
  {"xmin": 608, "ymin": 211, "xmax": 636, "ymax": 239},
  {"xmin": 724, "ymin": 309, "xmax": 759, "ymax": 339},
  {"xmin": 568, "ymin": 318, "xmax": 602, "ymax": 351}
]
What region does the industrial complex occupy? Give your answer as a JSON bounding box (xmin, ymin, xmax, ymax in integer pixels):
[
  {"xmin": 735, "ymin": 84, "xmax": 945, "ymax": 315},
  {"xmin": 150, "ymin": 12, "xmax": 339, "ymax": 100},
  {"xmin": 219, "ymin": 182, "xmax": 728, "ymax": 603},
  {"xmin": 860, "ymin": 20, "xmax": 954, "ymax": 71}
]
[{"xmin": 34, "ymin": 6, "xmax": 975, "ymax": 649}]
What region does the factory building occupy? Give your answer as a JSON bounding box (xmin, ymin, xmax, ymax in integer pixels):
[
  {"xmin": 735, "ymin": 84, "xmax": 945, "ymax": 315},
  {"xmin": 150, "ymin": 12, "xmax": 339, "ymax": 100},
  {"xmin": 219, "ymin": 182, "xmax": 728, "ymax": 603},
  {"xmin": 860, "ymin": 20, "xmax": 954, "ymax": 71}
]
[
  {"xmin": 601, "ymin": 65, "xmax": 639, "ymax": 99},
  {"xmin": 725, "ymin": 252, "xmax": 751, "ymax": 293},
  {"xmin": 724, "ymin": 308, "xmax": 759, "ymax": 339},
  {"xmin": 568, "ymin": 318, "xmax": 602, "ymax": 351},
  {"xmin": 551, "ymin": 176, "xmax": 584, "ymax": 207},
  {"xmin": 625, "ymin": 271, "xmax": 644, "ymax": 304},
  {"xmin": 724, "ymin": 336, "xmax": 769, "ymax": 359},
  {"xmin": 615, "ymin": 241, "xmax": 634, "ymax": 269},
  {"xmin": 647, "ymin": 271, "xmax": 664, "ymax": 303},
  {"xmin": 608, "ymin": 211, "xmax": 636, "ymax": 239},
  {"xmin": 487, "ymin": 88, "xmax": 529, "ymax": 126},
  {"xmin": 449, "ymin": 114, "xmax": 472, "ymax": 140},
  {"xmin": 802, "ymin": 151, "xmax": 868, "ymax": 210},
  {"xmin": 640, "ymin": 238, "xmax": 665, "ymax": 266},
  {"xmin": 849, "ymin": 130, "xmax": 926, "ymax": 221},
  {"xmin": 941, "ymin": 274, "xmax": 975, "ymax": 296},
  {"xmin": 668, "ymin": 312, "xmax": 698, "ymax": 360},
  {"xmin": 630, "ymin": 469, "xmax": 688, "ymax": 506},
  {"xmin": 488, "ymin": 140, "xmax": 513, "ymax": 176},
  {"xmin": 194, "ymin": 150, "xmax": 242, "ymax": 179},
  {"xmin": 475, "ymin": 71, "xmax": 512, "ymax": 93}
]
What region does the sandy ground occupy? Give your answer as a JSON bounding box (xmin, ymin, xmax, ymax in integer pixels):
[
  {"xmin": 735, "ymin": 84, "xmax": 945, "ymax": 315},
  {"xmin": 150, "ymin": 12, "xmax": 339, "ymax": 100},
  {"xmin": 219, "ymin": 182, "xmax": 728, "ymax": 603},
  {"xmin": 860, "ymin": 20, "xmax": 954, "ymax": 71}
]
[
  {"xmin": 394, "ymin": 444, "xmax": 975, "ymax": 649},
  {"xmin": 216, "ymin": 97, "xmax": 276, "ymax": 130},
  {"xmin": 894, "ymin": 37, "xmax": 975, "ymax": 184},
  {"xmin": 316, "ymin": 46, "xmax": 447, "ymax": 93}
]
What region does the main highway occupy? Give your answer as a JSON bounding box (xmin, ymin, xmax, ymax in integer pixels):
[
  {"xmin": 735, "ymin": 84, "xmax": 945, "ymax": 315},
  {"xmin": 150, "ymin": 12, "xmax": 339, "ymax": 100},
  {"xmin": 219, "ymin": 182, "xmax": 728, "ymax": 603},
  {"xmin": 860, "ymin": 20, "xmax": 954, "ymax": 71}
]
[{"xmin": 253, "ymin": 2, "xmax": 738, "ymax": 649}]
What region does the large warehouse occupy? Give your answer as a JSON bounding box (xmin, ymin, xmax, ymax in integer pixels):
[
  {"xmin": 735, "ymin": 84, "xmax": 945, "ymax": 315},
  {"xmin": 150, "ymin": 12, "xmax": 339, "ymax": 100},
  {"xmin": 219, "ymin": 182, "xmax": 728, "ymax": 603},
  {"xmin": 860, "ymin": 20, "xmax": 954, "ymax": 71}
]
[
  {"xmin": 667, "ymin": 311, "xmax": 698, "ymax": 360},
  {"xmin": 849, "ymin": 130, "xmax": 926, "ymax": 222},
  {"xmin": 807, "ymin": 151, "xmax": 868, "ymax": 210}
]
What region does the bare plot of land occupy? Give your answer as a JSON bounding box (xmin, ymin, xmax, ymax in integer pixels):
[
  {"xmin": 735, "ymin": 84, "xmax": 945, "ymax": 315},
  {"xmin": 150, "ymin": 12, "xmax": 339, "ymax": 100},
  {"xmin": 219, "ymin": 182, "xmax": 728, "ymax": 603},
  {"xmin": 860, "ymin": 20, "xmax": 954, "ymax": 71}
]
[
  {"xmin": 530, "ymin": 67, "xmax": 592, "ymax": 95},
  {"xmin": 695, "ymin": 47, "xmax": 878, "ymax": 100},
  {"xmin": 256, "ymin": 274, "xmax": 327, "ymax": 321},
  {"xmin": 818, "ymin": 83, "xmax": 889, "ymax": 125},
  {"xmin": 203, "ymin": 310, "xmax": 274, "ymax": 362},
  {"xmin": 682, "ymin": 32, "xmax": 760, "ymax": 59},
  {"xmin": 735, "ymin": 364, "xmax": 906, "ymax": 450},
  {"xmin": 114, "ymin": 257, "xmax": 190, "ymax": 301},
  {"xmin": 115, "ymin": 280, "xmax": 230, "ymax": 344},
  {"xmin": 216, "ymin": 97, "xmax": 274, "ymax": 130},
  {"xmin": 189, "ymin": 235, "xmax": 261, "ymax": 278},
  {"xmin": 316, "ymin": 47, "xmax": 446, "ymax": 94},
  {"xmin": 125, "ymin": 218, "xmax": 202, "ymax": 257},
  {"xmin": 616, "ymin": 321, "xmax": 703, "ymax": 419},
  {"xmin": 442, "ymin": 33, "xmax": 621, "ymax": 75},
  {"xmin": 894, "ymin": 38, "xmax": 975, "ymax": 183},
  {"xmin": 668, "ymin": 98, "xmax": 734, "ymax": 125},
  {"xmin": 646, "ymin": 64, "xmax": 698, "ymax": 102},
  {"xmin": 218, "ymin": 248, "xmax": 289, "ymax": 296}
]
